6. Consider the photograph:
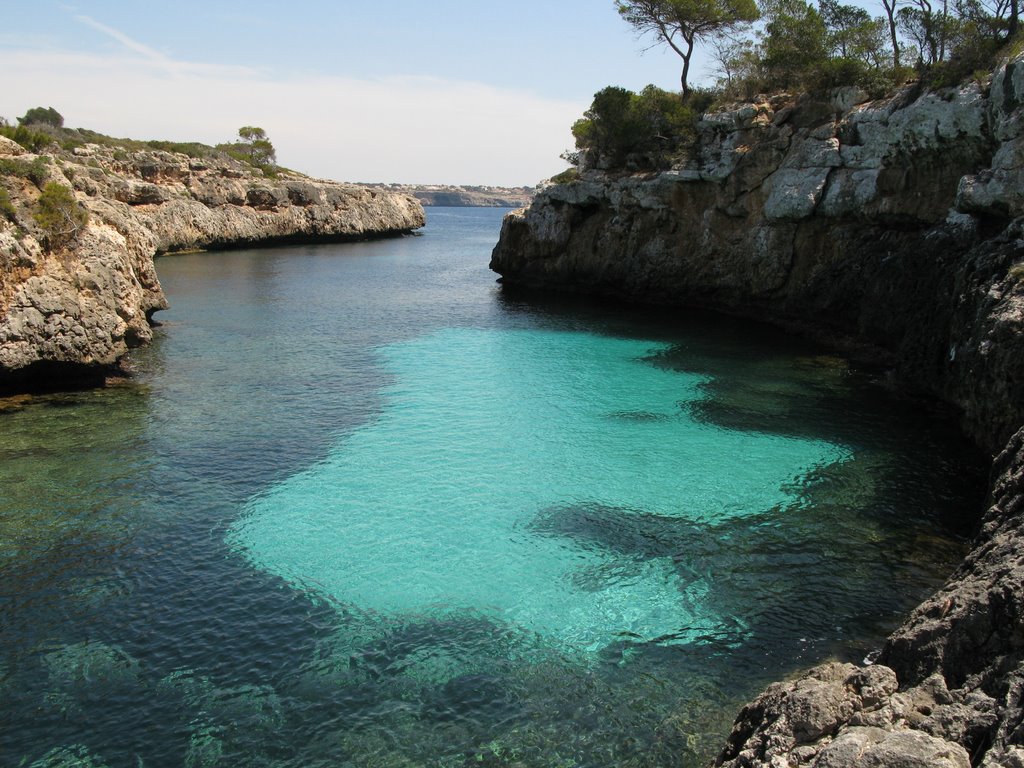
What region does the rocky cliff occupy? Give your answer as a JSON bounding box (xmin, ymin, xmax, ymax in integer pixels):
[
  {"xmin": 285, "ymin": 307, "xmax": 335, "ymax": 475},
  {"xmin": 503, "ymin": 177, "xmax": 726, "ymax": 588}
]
[
  {"xmin": 0, "ymin": 138, "xmax": 424, "ymax": 391},
  {"xmin": 491, "ymin": 54, "xmax": 1024, "ymax": 767}
]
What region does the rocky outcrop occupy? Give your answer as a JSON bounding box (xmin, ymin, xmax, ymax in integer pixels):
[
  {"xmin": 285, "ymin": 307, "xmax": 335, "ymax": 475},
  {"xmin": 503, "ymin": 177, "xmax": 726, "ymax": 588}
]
[
  {"xmin": 491, "ymin": 53, "xmax": 1024, "ymax": 767},
  {"xmin": 0, "ymin": 142, "xmax": 424, "ymax": 390},
  {"xmin": 717, "ymin": 428, "xmax": 1024, "ymax": 767}
]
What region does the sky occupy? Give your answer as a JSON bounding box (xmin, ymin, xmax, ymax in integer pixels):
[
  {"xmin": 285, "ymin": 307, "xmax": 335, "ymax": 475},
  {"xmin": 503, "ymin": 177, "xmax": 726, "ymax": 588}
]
[{"xmin": 0, "ymin": 1, "xmax": 717, "ymax": 186}]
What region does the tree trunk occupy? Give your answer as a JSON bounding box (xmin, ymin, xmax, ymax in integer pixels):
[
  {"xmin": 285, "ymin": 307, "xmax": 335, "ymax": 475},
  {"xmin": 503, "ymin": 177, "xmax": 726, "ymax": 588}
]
[
  {"xmin": 1011, "ymin": 0, "xmax": 1019, "ymax": 38},
  {"xmin": 939, "ymin": 0, "xmax": 948, "ymax": 61},
  {"xmin": 883, "ymin": 0, "xmax": 901, "ymax": 70},
  {"xmin": 680, "ymin": 34, "xmax": 695, "ymax": 102}
]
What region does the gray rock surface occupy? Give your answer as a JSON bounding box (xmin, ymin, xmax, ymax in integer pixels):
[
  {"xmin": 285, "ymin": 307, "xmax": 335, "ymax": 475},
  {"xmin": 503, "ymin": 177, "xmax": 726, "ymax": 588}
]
[
  {"xmin": 490, "ymin": 52, "xmax": 1024, "ymax": 768},
  {"xmin": 0, "ymin": 144, "xmax": 424, "ymax": 389}
]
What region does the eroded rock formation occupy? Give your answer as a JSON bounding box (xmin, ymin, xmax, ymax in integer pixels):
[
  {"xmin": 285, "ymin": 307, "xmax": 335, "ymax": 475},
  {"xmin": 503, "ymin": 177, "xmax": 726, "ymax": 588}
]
[
  {"xmin": 0, "ymin": 140, "xmax": 424, "ymax": 390},
  {"xmin": 491, "ymin": 54, "xmax": 1024, "ymax": 767}
]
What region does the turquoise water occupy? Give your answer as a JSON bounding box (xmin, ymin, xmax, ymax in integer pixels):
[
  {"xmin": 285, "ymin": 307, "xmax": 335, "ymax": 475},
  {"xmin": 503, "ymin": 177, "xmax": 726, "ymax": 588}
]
[
  {"xmin": 233, "ymin": 328, "xmax": 846, "ymax": 653},
  {"xmin": 0, "ymin": 208, "xmax": 984, "ymax": 767}
]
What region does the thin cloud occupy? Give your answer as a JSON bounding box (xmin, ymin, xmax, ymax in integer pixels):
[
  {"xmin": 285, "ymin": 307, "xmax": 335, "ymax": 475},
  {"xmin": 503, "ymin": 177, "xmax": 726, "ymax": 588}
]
[
  {"xmin": 69, "ymin": 14, "xmax": 264, "ymax": 80},
  {"xmin": 74, "ymin": 13, "xmax": 178, "ymax": 71}
]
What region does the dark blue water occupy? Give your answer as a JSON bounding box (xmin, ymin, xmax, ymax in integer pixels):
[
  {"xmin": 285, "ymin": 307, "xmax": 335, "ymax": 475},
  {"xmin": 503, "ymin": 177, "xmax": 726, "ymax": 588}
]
[{"xmin": 0, "ymin": 208, "xmax": 983, "ymax": 767}]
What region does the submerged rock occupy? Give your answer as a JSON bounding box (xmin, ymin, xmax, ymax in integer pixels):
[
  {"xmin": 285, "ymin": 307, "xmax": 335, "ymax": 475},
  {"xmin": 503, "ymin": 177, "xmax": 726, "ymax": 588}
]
[{"xmin": 0, "ymin": 144, "xmax": 424, "ymax": 392}]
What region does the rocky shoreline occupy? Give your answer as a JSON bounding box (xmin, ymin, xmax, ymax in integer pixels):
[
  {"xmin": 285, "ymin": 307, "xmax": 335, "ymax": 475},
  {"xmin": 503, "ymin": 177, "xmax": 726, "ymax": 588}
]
[
  {"xmin": 0, "ymin": 138, "xmax": 424, "ymax": 391},
  {"xmin": 491, "ymin": 54, "xmax": 1024, "ymax": 766}
]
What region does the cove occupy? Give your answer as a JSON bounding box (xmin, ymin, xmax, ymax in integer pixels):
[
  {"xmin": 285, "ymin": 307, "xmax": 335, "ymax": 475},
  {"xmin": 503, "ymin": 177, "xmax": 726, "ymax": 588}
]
[
  {"xmin": 231, "ymin": 327, "xmax": 848, "ymax": 654},
  {"xmin": 0, "ymin": 209, "xmax": 983, "ymax": 768}
]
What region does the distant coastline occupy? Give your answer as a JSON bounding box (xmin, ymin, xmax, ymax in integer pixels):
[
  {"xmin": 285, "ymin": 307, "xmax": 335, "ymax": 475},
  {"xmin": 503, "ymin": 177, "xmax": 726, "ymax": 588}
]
[{"xmin": 364, "ymin": 183, "xmax": 534, "ymax": 208}]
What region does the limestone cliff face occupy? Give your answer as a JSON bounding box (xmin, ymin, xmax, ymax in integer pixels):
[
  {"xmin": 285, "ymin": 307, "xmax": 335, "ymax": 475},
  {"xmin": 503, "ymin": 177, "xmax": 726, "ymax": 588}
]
[
  {"xmin": 491, "ymin": 54, "xmax": 1024, "ymax": 767},
  {"xmin": 0, "ymin": 140, "xmax": 424, "ymax": 390}
]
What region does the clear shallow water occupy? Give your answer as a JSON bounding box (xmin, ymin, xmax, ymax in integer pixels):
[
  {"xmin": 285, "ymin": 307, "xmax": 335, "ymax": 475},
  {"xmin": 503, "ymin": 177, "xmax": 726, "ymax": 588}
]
[
  {"xmin": 0, "ymin": 208, "xmax": 984, "ymax": 767},
  {"xmin": 233, "ymin": 327, "xmax": 846, "ymax": 653}
]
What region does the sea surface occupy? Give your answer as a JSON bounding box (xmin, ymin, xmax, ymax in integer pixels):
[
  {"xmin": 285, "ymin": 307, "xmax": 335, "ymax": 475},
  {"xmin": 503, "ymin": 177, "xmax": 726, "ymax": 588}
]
[{"xmin": 0, "ymin": 207, "xmax": 984, "ymax": 767}]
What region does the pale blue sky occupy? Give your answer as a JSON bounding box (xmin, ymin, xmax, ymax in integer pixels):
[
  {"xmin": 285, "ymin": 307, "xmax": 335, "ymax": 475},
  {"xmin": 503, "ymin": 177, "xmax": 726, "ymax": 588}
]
[
  {"xmin": 0, "ymin": 1, "xmax": 878, "ymax": 185},
  {"xmin": 1, "ymin": 1, "xmax": 708, "ymax": 185},
  {"xmin": 8, "ymin": 1, "xmax": 689, "ymax": 100}
]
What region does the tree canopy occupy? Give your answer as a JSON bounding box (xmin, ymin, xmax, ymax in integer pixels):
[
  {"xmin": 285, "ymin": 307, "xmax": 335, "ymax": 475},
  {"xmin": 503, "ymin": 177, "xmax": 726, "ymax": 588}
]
[
  {"xmin": 616, "ymin": 0, "xmax": 760, "ymax": 99},
  {"xmin": 19, "ymin": 107, "xmax": 64, "ymax": 128},
  {"xmin": 821, "ymin": 0, "xmax": 887, "ymax": 63},
  {"xmin": 235, "ymin": 126, "xmax": 276, "ymax": 168}
]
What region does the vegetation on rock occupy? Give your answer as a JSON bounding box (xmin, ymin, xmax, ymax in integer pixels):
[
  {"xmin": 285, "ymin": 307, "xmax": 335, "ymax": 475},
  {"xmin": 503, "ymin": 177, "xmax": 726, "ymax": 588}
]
[
  {"xmin": 19, "ymin": 106, "xmax": 64, "ymax": 128},
  {"xmin": 558, "ymin": 0, "xmax": 1022, "ymax": 176},
  {"xmin": 0, "ymin": 188, "xmax": 16, "ymax": 223},
  {"xmin": 0, "ymin": 123, "xmax": 55, "ymax": 154},
  {"xmin": 0, "ymin": 156, "xmax": 50, "ymax": 187},
  {"xmin": 0, "ymin": 112, "xmax": 284, "ymax": 178},
  {"xmin": 33, "ymin": 182, "xmax": 88, "ymax": 249},
  {"xmin": 217, "ymin": 126, "xmax": 278, "ymax": 174},
  {"xmin": 571, "ymin": 85, "xmax": 708, "ymax": 170}
]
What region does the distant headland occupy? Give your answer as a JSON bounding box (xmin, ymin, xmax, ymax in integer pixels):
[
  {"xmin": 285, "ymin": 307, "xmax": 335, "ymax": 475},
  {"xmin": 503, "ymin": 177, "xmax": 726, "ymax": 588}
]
[{"xmin": 363, "ymin": 183, "xmax": 535, "ymax": 208}]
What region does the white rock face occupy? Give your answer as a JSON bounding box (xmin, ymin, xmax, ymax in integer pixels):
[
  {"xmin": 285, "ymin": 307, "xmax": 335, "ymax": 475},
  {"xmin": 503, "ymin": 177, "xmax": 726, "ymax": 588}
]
[
  {"xmin": 813, "ymin": 728, "xmax": 971, "ymax": 768},
  {"xmin": 957, "ymin": 55, "xmax": 1024, "ymax": 217},
  {"xmin": 764, "ymin": 167, "xmax": 832, "ymax": 220},
  {"xmin": 0, "ymin": 136, "xmax": 25, "ymax": 157}
]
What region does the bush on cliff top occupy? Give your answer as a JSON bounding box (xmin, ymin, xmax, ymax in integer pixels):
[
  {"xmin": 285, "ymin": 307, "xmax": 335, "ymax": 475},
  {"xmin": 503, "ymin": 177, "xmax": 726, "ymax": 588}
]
[
  {"xmin": 0, "ymin": 124, "xmax": 54, "ymax": 154},
  {"xmin": 216, "ymin": 126, "xmax": 278, "ymax": 176},
  {"xmin": 571, "ymin": 85, "xmax": 700, "ymax": 171},
  {"xmin": 19, "ymin": 107, "xmax": 64, "ymax": 129}
]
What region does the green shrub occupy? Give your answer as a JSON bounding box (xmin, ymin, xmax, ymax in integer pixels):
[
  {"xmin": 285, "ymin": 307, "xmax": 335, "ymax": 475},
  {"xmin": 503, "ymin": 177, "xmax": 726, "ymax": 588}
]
[
  {"xmin": 811, "ymin": 56, "xmax": 870, "ymax": 89},
  {"xmin": 571, "ymin": 85, "xmax": 699, "ymax": 170},
  {"xmin": 0, "ymin": 188, "xmax": 16, "ymax": 222},
  {"xmin": 925, "ymin": 31, "xmax": 1010, "ymax": 88},
  {"xmin": 550, "ymin": 168, "xmax": 580, "ymax": 184},
  {"xmin": 144, "ymin": 139, "xmax": 213, "ymax": 158},
  {"xmin": 33, "ymin": 182, "xmax": 88, "ymax": 248},
  {"xmin": 214, "ymin": 143, "xmax": 254, "ymax": 166},
  {"xmin": 0, "ymin": 124, "xmax": 53, "ymax": 153},
  {"xmin": 685, "ymin": 87, "xmax": 720, "ymax": 114},
  {"xmin": 0, "ymin": 156, "xmax": 51, "ymax": 186},
  {"xmin": 19, "ymin": 106, "xmax": 64, "ymax": 128}
]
